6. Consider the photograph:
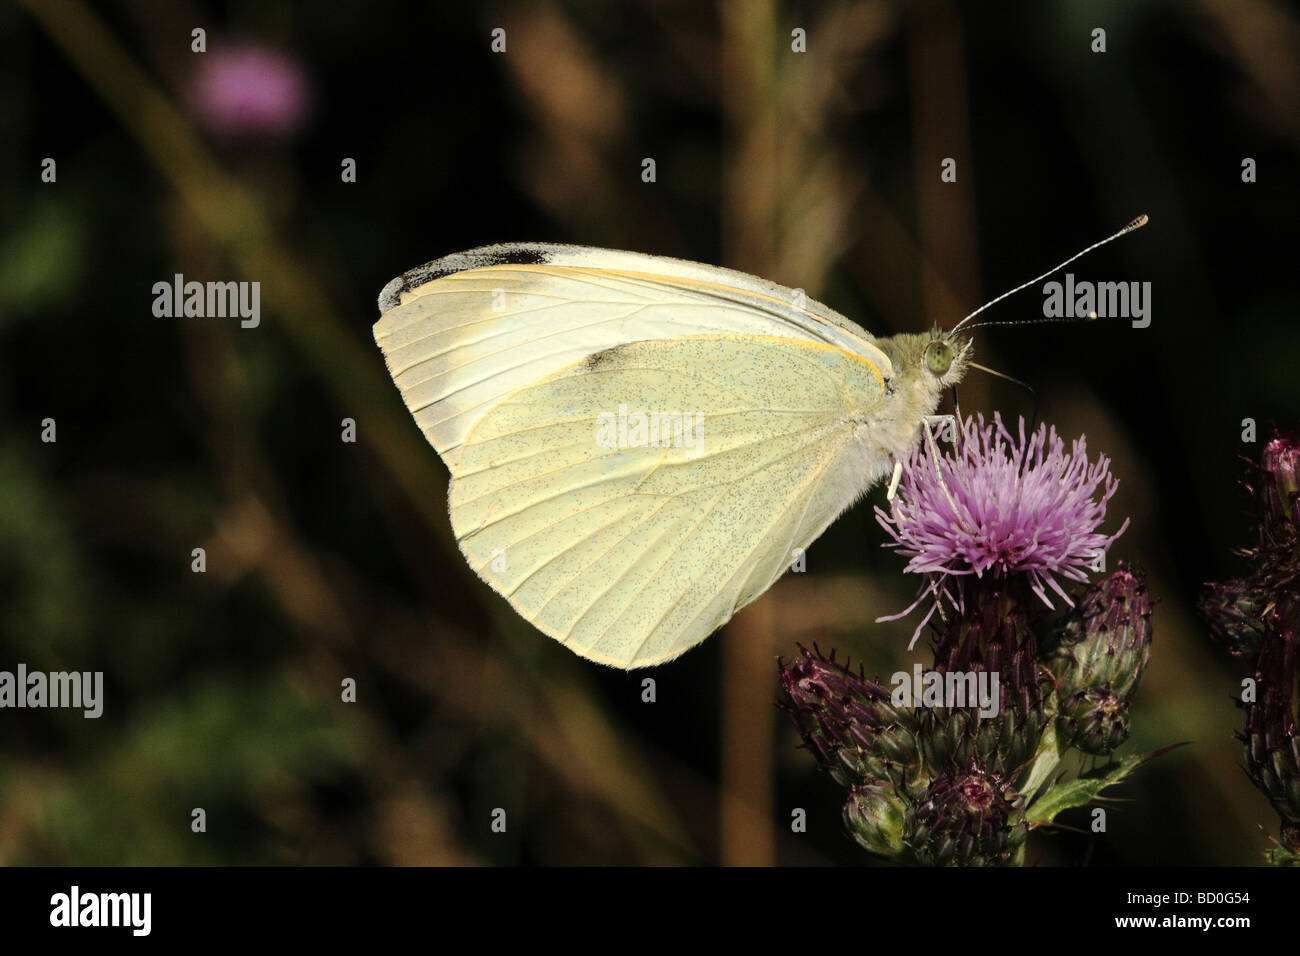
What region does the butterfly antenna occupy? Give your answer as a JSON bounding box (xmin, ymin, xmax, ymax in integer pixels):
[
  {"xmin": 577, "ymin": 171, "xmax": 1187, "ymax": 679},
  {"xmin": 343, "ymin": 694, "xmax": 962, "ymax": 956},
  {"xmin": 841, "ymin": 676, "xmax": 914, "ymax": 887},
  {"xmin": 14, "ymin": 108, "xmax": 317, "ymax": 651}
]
[{"xmin": 947, "ymin": 214, "xmax": 1148, "ymax": 339}]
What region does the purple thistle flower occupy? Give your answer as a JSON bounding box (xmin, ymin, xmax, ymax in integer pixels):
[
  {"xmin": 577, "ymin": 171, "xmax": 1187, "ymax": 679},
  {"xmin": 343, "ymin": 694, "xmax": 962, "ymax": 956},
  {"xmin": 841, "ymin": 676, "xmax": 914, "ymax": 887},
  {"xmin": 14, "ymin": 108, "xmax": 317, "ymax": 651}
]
[
  {"xmin": 191, "ymin": 43, "xmax": 312, "ymax": 140},
  {"xmin": 876, "ymin": 413, "xmax": 1128, "ymax": 645}
]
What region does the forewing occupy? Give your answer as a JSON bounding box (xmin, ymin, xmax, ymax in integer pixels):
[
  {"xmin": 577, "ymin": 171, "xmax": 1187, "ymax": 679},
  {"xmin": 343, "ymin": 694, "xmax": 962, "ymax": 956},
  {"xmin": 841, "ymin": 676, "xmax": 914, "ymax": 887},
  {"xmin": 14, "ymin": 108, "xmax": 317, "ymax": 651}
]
[{"xmin": 373, "ymin": 244, "xmax": 891, "ymax": 470}]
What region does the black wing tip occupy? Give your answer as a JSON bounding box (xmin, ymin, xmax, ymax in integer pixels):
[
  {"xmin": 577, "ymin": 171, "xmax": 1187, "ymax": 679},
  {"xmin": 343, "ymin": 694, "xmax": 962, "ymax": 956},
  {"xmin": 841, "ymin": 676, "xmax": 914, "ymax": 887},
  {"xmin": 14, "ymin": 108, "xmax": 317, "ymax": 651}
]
[{"xmin": 376, "ymin": 244, "xmax": 559, "ymax": 314}]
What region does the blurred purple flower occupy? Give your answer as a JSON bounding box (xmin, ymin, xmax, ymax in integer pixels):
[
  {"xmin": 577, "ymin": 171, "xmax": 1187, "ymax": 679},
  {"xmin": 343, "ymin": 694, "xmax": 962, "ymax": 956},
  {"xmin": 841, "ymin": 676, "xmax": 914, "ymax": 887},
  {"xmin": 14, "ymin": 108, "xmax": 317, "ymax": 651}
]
[
  {"xmin": 191, "ymin": 43, "xmax": 311, "ymax": 140},
  {"xmin": 876, "ymin": 413, "xmax": 1128, "ymax": 643}
]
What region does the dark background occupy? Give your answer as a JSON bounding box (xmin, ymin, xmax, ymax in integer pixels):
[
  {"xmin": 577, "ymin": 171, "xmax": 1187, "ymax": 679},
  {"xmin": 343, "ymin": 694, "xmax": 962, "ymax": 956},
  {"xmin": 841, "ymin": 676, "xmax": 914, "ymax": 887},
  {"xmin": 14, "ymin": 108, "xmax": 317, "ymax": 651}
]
[{"xmin": 1, "ymin": 0, "xmax": 1296, "ymax": 865}]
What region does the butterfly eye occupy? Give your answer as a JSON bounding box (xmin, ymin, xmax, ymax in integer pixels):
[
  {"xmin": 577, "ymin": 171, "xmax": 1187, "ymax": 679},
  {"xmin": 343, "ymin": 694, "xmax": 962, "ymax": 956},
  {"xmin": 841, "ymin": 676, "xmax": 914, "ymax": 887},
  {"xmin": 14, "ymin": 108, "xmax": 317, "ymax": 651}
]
[{"xmin": 925, "ymin": 340, "xmax": 953, "ymax": 376}]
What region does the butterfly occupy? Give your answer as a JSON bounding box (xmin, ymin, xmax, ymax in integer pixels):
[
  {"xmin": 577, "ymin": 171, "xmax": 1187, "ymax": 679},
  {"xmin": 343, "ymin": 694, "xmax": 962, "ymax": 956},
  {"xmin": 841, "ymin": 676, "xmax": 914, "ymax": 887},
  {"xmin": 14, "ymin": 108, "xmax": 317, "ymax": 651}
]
[
  {"xmin": 373, "ymin": 218, "xmax": 1145, "ymax": 668},
  {"xmin": 372, "ymin": 243, "xmax": 971, "ymax": 668}
]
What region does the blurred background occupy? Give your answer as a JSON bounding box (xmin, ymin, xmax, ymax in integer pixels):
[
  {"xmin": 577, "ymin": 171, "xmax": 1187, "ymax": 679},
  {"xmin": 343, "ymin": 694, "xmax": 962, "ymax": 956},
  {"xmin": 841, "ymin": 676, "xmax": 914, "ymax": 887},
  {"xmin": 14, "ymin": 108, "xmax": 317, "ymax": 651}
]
[{"xmin": 1, "ymin": 0, "xmax": 1297, "ymax": 865}]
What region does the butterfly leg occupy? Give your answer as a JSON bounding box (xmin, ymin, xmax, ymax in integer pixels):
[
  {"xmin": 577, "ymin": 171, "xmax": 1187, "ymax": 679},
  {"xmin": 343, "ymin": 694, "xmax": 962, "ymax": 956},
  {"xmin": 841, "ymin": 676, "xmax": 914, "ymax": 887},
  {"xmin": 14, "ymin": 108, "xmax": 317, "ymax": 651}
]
[
  {"xmin": 886, "ymin": 458, "xmax": 903, "ymax": 501},
  {"xmin": 921, "ymin": 419, "xmax": 978, "ymax": 537}
]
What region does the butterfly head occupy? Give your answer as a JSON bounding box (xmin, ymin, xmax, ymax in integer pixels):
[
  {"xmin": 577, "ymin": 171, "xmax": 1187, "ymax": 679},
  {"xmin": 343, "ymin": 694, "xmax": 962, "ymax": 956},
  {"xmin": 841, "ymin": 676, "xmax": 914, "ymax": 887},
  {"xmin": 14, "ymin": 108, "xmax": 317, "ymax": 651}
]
[
  {"xmin": 915, "ymin": 326, "xmax": 972, "ymax": 389},
  {"xmin": 874, "ymin": 328, "xmax": 969, "ymax": 410}
]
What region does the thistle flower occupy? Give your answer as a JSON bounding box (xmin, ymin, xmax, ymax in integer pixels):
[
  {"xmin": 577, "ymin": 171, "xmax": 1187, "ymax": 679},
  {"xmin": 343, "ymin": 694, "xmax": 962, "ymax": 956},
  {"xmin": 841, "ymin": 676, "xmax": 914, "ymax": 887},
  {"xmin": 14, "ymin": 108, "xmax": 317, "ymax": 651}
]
[
  {"xmin": 780, "ymin": 418, "xmax": 1161, "ymax": 865},
  {"xmin": 876, "ymin": 413, "xmax": 1128, "ymax": 646},
  {"xmin": 1199, "ymin": 429, "xmax": 1300, "ymax": 862},
  {"xmin": 192, "ymin": 43, "xmax": 312, "ymax": 140}
]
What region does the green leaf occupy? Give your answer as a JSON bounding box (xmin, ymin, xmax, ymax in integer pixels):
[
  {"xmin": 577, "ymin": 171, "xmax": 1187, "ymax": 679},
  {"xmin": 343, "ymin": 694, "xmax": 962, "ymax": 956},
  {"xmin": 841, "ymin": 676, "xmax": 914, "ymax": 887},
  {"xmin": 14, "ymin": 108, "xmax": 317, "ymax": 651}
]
[
  {"xmin": 1020, "ymin": 721, "xmax": 1064, "ymax": 802},
  {"xmin": 1025, "ymin": 744, "xmax": 1184, "ymax": 828}
]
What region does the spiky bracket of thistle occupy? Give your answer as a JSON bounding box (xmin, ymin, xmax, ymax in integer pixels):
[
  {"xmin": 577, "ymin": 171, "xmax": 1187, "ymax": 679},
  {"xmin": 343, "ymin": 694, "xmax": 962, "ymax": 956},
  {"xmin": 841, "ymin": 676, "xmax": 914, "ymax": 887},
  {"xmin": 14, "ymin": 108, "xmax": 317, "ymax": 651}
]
[{"xmin": 780, "ymin": 415, "xmax": 1167, "ymax": 865}]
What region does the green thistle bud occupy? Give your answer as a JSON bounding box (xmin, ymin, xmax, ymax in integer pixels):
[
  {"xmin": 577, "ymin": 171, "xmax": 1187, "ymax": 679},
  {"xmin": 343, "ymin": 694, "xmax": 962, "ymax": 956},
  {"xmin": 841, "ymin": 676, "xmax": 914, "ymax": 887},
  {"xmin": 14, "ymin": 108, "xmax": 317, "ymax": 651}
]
[
  {"xmin": 1049, "ymin": 561, "xmax": 1152, "ymax": 702},
  {"xmin": 778, "ymin": 645, "xmax": 920, "ymax": 789},
  {"xmin": 918, "ymin": 700, "xmax": 1046, "ymax": 780},
  {"xmin": 843, "ymin": 782, "xmax": 910, "ymax": 858},
  {"xmin": 907, "ymin": 766, "xmax": 1026, "ymax": 866},
  {"xmin": 1060, "ymin": 687, "xmax": 1131, "ymax": 755}
]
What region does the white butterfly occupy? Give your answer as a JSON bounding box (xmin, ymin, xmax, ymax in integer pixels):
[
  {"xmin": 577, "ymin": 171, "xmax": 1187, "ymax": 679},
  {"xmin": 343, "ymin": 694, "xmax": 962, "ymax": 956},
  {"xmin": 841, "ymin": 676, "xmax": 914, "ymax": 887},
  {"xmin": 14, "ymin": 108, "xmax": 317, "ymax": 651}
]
[{"xmin": 373, "ymin": 243, "xmax": 971, "ymax": 668}]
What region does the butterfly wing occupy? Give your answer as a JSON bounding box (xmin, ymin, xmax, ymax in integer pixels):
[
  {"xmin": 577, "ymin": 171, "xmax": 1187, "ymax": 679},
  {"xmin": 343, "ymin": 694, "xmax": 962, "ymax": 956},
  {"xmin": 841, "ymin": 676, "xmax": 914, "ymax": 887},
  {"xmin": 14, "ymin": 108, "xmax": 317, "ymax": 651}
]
[
  {"xmin": 373, "ymin": 243, "xmax": 892, "ymax": 470},
  {"xmin": 448, "ymin": 334, "xmax": 886, "ymax": 667},
  {"xmin": 374, "ymin": 244, "xmax": 896, "ymax": 667}
]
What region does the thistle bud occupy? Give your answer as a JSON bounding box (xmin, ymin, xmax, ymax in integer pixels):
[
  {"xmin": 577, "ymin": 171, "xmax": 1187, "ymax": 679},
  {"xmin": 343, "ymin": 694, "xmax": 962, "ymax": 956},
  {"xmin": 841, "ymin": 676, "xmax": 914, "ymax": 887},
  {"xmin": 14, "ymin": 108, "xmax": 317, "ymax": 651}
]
[
  {"xmin": 1059, "ymin": 687, "xmax": 1131, "ymax": 755},
  {"xmin": 1243, "ymin": 715, "xmax": 1300, "ymax": 830},
  {"xmin": 1198, "ymin": 578, "xmax": 1266, "ymax": 659},
  {"xmin": 779, "ymin": 645, "xmax": 918, "ymax": 788},
  {"xmin": 906, "ymin": 766, "xmax": 1026, "ymax": 866},
  {"xmin": 1260, "ymin": 433, "xmax": 1300, "ymax": 544},
  {"xmin": 1242, "ymin": 632, "xmax": 1300, "ymax": 834},
  {"xmin": 843, "ymin": 782, "xmax": 910, "ymax": 858},
  {"xmin": 1049, "ymin": 562, "xmax": 1152, "ymax": 702},
  {"xmin": 918, "ymin": 700, "xmax": 1046, "ymax": 781}
]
